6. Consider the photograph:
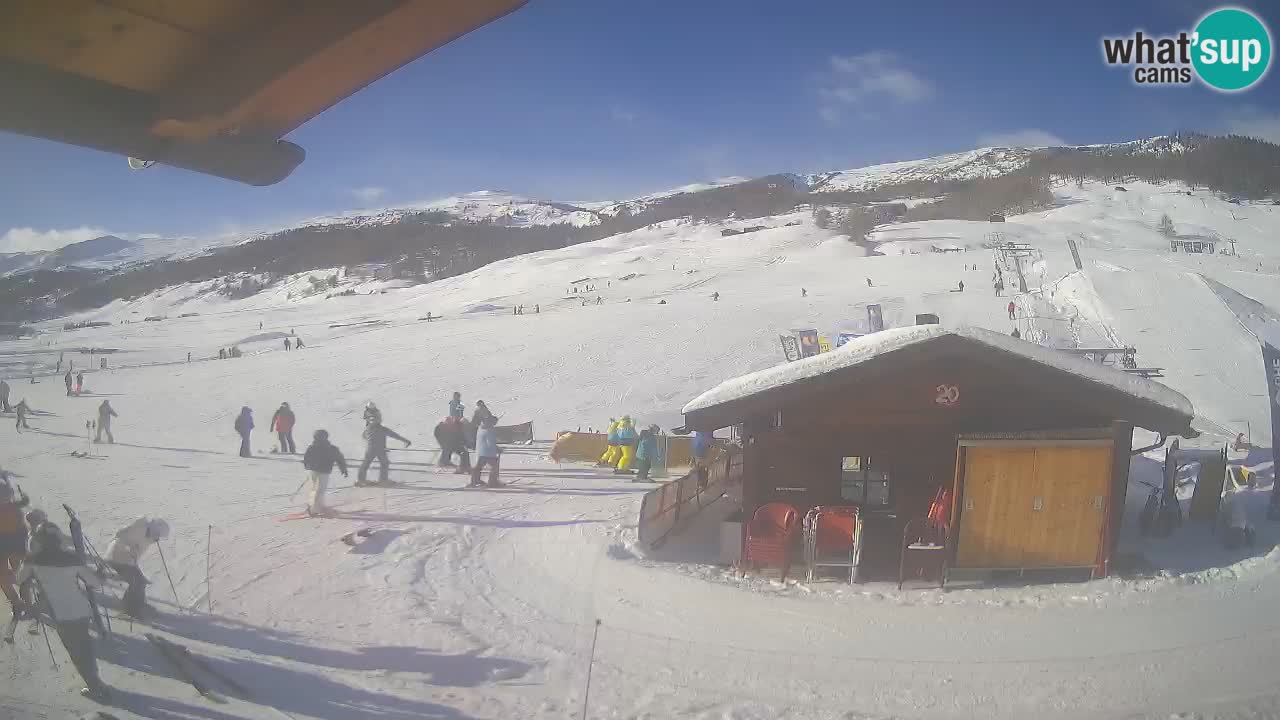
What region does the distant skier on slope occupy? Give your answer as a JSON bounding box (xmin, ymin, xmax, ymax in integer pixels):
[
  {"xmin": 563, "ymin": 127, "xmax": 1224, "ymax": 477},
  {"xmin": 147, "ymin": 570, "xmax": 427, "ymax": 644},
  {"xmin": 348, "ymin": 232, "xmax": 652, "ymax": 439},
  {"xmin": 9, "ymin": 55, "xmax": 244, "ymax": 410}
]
[
  {"xmin": 1007, "ymin": 301, "xmax": 1016, "ymax": 321},
  {"xmin": 234, "ymin": 406, "xmax": 254, "ymax": 457},
  {"xmin": 284, "ymin": 337, "xmax": 292, "ymax": 351},
  {"xmin": 63, "ymin": 371, "xmax": 73, "ymax": 397},
  {"xmin": 295, "ymin": 337, "xmax": 304, "ymax": 349},
  {"xmin": 470, "ymin": 415, "xmax": 503, "ymax": 488},
  {"xmin": 356, "ymin": 417, "xmax": 410, "ymax": 486},
  {"xmin": 270, "ymin": 402, "xmax": 296, "ymax": 454},
  {"xmin": 18, "ymin": 523, "xmax": 110, "ymax": 700},
  {"xmin": 94, "ymin": 400, "xmax": 116, "ymax": 444},
  {"xmin": 302, "ymin": 430, "xmax": 348, "ymax": 516},
  {"xmin": 13, "ymin": 400, "xmax": 29, "ymax": 431},
  {"xmin": 0, "ymin": 379, "xmax": 9, "ymax": 412},
  {"xmin": 105, "ymin": 517, "xmax": 169, "ymax": 618}
]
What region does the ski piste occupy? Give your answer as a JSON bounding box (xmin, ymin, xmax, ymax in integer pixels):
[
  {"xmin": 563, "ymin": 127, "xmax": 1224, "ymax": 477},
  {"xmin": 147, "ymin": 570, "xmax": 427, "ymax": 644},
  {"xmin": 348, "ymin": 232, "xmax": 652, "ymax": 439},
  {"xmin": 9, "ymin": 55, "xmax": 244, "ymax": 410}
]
[{"xmin": 146, "ymin": 633, "xmax": 223, "ymax": 703}]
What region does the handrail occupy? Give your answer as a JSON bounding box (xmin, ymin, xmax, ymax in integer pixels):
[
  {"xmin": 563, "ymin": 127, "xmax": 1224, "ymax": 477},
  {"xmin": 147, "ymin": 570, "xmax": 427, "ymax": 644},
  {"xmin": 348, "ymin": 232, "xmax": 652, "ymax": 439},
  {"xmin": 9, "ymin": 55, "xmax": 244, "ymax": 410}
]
[{"xmin": 638, "ymin": 446, "xmax": 742, "ymax": 548}]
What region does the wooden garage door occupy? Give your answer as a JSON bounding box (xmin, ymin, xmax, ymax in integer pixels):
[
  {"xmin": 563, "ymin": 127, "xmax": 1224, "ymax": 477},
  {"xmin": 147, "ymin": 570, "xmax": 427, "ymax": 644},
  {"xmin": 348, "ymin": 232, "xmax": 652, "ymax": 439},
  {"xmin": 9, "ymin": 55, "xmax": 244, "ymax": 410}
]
[{"xmin": 954, "ymin": 443, "xmax": 1112, "ymax": 570}]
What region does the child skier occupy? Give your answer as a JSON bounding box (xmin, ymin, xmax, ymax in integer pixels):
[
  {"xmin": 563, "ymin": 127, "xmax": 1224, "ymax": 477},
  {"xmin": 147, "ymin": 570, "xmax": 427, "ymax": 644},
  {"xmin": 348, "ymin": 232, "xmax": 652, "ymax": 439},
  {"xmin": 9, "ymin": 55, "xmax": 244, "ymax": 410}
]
[
  {"xmin": 302, "ymin": 430, "xmax": 348, "ymax": 516},
  {"xmin": 471, "ymin": 415, "xmax": 503, "ymax": 488}
]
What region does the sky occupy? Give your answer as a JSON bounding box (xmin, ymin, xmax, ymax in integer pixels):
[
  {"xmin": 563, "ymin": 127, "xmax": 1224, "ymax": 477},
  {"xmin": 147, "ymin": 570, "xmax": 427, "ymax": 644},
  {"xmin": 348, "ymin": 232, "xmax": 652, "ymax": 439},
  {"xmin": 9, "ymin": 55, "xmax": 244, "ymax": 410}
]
[{"xmin": 1, "ymin": 0, "xmax": 1278, "ymax": 252}]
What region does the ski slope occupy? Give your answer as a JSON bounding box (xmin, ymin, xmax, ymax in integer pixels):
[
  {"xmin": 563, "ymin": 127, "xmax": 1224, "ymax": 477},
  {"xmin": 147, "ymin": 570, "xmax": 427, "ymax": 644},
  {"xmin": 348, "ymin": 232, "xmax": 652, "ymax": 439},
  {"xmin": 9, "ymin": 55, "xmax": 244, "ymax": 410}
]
[{"xmin": 3, "ymin": 181, "xmax": 1280, "ymax": 719}]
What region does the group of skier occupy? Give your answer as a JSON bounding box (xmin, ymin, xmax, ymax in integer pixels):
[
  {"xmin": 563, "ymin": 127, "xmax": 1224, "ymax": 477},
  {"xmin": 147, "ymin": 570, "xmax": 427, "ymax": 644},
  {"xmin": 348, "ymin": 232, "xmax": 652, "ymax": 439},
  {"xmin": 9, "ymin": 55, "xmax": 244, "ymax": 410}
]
[
  {"xmin": 0, "ymin": 472, "xmax": 170, "ymax": 701},
  {"xmin": 598, "ymin": 416, "xmax": 661, "ymax": 481}
]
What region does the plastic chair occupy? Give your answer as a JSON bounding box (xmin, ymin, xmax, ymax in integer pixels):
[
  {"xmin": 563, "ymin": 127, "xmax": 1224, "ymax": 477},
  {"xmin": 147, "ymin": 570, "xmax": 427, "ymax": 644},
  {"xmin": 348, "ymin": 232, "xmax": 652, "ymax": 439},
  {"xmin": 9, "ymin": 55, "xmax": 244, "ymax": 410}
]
[
  {"xmin": 804, "ymin": 506, "xmax": 861, "ymax": 584},
  {"xmin": 898, "ymin": 517, "xmax": 948, "ymax": 590},
  {"xmin": 742, "ymin": 502, "xmax": 799, "ymax": 581}
]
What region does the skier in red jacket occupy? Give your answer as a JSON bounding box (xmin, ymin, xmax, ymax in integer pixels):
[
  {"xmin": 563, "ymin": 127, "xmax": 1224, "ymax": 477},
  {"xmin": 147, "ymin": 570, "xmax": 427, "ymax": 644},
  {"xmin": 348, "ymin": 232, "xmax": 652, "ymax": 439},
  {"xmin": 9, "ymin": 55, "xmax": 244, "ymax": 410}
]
[{"xmin": 270, "ymin": 402, "xmax": 297, "ymax": 454}]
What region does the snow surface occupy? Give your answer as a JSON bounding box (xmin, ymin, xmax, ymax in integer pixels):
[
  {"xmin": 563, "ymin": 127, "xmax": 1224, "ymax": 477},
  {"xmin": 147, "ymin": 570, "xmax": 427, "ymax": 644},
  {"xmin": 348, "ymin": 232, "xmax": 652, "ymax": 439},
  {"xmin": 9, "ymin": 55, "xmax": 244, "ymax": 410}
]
[
  {"xmin": 4, "ymin": 178, "xmax": 1280, "ymax": 719},
  {"xmin": 681, "ymin": 324, "xmax": 1194, "ymax": 426},
  {"xmin": 809, "ymin": 148, "xmax": 1033, "ymax": 193}
]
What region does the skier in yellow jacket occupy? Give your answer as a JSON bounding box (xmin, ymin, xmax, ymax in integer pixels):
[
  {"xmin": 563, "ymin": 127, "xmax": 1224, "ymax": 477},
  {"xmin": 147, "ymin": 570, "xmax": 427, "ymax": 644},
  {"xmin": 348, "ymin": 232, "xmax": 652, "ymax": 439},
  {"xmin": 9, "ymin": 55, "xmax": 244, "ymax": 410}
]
[
  {"xmin": 614, "ymin": 417, "xmax": 639, "ymax": 473},
  {"xmin": 597, "ymin": 418, "xmax": 620, "ymax": 466}
]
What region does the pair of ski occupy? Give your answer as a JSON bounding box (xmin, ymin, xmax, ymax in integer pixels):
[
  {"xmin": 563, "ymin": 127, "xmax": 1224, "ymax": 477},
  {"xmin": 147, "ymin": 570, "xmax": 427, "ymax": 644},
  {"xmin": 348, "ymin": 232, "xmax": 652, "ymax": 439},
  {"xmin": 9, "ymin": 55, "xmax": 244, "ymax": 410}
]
[{"xmin": 145, "ymin": 633, "xmax": 251, "ymax": 703}]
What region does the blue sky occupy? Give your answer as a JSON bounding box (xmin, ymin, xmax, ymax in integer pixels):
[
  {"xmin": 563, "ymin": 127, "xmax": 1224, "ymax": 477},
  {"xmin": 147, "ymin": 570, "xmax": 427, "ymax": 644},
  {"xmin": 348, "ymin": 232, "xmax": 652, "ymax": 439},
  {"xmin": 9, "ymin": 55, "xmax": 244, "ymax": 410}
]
[{"xmin": 1, "ymin": 0, "xmax": 1277, "ymax": 251}]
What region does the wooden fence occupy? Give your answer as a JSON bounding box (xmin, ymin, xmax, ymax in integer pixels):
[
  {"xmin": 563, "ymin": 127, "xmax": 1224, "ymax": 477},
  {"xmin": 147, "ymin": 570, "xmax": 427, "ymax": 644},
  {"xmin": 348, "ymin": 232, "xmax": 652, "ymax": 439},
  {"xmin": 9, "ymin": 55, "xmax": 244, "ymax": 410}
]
[{"xmin": 638, "ymin": 446, "xmax": 742, "ymax": 548}]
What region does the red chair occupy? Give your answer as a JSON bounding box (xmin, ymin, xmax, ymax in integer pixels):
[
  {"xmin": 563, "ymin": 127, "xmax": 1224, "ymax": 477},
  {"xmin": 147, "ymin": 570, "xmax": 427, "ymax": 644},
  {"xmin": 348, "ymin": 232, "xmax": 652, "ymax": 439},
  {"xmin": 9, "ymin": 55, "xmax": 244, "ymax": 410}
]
[
  {"xmin": 804, "ymin": 506, "xmax": 861, "ymax": 583},
  {"xmin": 742, "ymin": 502, "xmax": 799, "ymax": 581},
  {"xmin": 899, "ymin": 517, "xmax": 948, "ymax": 590}
]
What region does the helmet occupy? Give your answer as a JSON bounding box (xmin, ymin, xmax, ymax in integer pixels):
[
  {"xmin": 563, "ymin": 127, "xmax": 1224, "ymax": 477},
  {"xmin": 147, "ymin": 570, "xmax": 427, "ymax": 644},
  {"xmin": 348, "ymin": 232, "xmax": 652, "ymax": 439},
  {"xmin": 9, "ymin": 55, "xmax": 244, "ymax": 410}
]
[
  {"xmin": 314, "ymin": 429, "xmax": 329, "ymax": 441},
  {"xmin": 146, "ymin": 518, "xmax": 170, "ymax": 540},
  {"xmin": 25, "ymin": 508, "xmax": 46, "ymax": 527}
]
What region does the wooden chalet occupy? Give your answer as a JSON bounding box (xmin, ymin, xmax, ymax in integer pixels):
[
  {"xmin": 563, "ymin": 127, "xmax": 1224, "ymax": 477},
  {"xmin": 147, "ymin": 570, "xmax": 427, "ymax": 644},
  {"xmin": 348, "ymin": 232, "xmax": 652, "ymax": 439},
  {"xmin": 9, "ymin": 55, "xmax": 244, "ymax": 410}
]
[{"xmin": 681, "ymin": 325, "xmax": 1195, "ymax": 581}]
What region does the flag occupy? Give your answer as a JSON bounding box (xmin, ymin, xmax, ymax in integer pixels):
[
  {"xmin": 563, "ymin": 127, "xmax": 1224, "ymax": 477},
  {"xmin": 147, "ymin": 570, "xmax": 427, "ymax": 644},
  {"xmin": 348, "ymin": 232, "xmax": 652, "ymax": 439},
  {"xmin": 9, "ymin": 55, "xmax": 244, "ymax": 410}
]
[{"xmin": 1264, "ymin": 341, "xmax": 1280, "ymax": 517}]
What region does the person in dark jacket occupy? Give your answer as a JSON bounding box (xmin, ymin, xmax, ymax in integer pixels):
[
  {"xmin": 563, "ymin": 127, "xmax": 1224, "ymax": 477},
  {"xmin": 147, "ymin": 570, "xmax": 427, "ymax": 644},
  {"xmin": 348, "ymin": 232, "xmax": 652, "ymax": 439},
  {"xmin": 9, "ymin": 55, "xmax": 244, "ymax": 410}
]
[
  {"xmin": 434, "ymin": 417, "xmax": 471, "ymax": 473},
  {"xmin": 302, "ymin": 430, "xmax": 347, "ymax": 516},
  {"xmin": 270, "ymin": 402, "xmax": 297, "ymax": 453},
  {"xmin": 471, "ymin": 400, "xmax": 496, "ymax": 428},
  {"xmin": 17, "ymin": 523, "xmax": 109, "ymax": 700},
  {"xmin": 234, "ymin": 407, "xmax": 254, "ymax": 457},
  {"xmin": 63, "ymin": 370, "xmax": 73, "ymax": 396},
  {"xmin": 470, "ymin": 416, "xmax": 502, "ymax": 488},
  {"xmin": 95, "ymin": 400, "xmax": 117, "ymax": 443},
  {"xmin": 356, "ymin": 419, "xmax": 410, "ymax": 486},
  {"xmin": 13, "ymin": 400, "xmax": 29, "ymax": 431},
  {"xmin": 448, "ymin": 392, "xmax": 464, "ymax": 420},
  {"xmin": 0, "ymin": 379, "xmax": 9, "ymax": 413}
]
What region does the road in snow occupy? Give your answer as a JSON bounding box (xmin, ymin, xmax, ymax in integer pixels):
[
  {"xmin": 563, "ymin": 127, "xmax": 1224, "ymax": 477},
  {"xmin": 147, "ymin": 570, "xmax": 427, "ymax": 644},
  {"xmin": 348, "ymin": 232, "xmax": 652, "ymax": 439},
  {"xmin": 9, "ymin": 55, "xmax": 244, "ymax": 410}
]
[{"xmin": 2, "ymin": 182, "xmax": 1280, "ymax": 719}]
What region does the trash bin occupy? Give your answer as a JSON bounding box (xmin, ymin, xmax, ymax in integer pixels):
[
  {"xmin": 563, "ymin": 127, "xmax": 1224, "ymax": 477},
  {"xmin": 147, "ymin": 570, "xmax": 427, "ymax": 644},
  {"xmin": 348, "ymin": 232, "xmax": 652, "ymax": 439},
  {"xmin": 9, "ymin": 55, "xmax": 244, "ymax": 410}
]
[{"xmin": 721, "ymin": 508, "xmax": 743, "ymax": 566}]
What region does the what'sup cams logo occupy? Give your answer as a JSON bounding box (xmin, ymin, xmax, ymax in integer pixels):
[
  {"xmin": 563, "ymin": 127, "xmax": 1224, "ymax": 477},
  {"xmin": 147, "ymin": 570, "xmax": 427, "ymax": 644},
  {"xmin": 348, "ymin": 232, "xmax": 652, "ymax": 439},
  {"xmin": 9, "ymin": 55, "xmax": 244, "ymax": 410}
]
[{"xmin": 1103, "ymin": 7, "xmax": 1271, "ymax": 91}]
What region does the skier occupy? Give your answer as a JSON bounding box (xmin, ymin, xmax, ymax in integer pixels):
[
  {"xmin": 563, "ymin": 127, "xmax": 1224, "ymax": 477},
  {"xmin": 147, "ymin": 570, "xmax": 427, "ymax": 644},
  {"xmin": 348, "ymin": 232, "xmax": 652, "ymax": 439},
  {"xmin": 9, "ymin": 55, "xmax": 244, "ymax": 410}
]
[
  {"xmin": 75, "ymin": 371, "xmax": 84, "ymax": 394},
  {"xmin": 1007, "ymin": 300, "xmax": 1016, "ymax": 320},
  {"xmin": 692, "ymin": 429, "xmax": 712, "ymax": 487},
  {"xmin": 284, "ymin": 337, "xmax": 292, "ymax": 351},
  {"xmin": 234, "ymin": 406, "xmax": 254, "ymax": 457},
  {"xmin": 471, "ymin": 400, "xmax": 496, "ymax": 428},
  {"xmin": 535, "ymin": 304, "xmax": 540, "ymax": 314},
  {"xmin": 362, "ymin": 402, "xmax": 382, "ymax": 426},
  {"xmin": 301, "ymin": 430, "xmax": 348, "ymax": 516},
  {"xmin": 635, "ymin": 426, "xmax": 658, "ymax": 482},
  {"xmin": 17, "ymin": 523, "xmax": 110, "ymax": 700},
  {"xmin": 614, "ymin": 417, "xmax": 639, "ymax": 473},
  {"xmin": 63, "ymin": 370, "xmax": 73, "ymax": 396},
  {"xmin": 0, "ymin": 378, "xmax": 9, "ymax": 412},
  {"xmin": 219, "ymin": 348, "xmax": 227, "ymax": 360},
  {"xmin": 270, "ymin": 402, "xmax": 296, "ymax": 454},
  {"xmin": 434, "ymin": 417, "xmax": 471, "ymax": 473},
  {"xmin": 187, "ymin": 352, "xmax": 191, "ymax": 363},
  {"xmin": 13, "ymin": 400, "xmax": 29, "ymax": 431},
  {"xmin": 356, "ymin": 417, "xmax": 410, "ymax": 486},
  {"xmin": 448, "ymin": 392, "xmax": 464, "ymax": 420},
  {"xmin": 596, "ymin": 296, "xmax": 602, "ymax": 305},
  {"xmin": 94, "ymin": 400, "xmax": 116, "ymax": 444},
  {"xmin": 866, "ymin": 278, "xmax": 873, "ymax": 287},
  {"xmin": 711, "ymin": 292, "xmax": 719, "ymax": 302},
  {"xmin": 0, "ymin": 482, "xmax": 30, "ymax": 616},
  {"xmin": 470, "ymin": 415, "xmax": 503, "ymax": 488},
  {"xmin": 957, "ymin": 280, "xmax": 964, "ymax": 293},
  {"xmin": 597, "ymin": 418, "xmax": 620, "ymax": 467},
  {"xmin": 295, "ymin": 337, "xmax": 304, "ymax": 349},
  {"xmin": 105, "ymin": 517, "xmax": 169, "ymax": 618},
  {"xmin": 801, "ymin": 288, "xmax": 807, "ymax": 297}
]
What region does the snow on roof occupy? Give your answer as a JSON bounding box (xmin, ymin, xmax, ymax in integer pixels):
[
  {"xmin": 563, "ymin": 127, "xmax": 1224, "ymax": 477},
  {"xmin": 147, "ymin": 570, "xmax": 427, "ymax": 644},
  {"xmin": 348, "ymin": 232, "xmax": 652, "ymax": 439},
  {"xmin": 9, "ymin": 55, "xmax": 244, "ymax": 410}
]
[{"xmin": 682, "ymin": 325, "xmax": 1194, "ymax": 422}]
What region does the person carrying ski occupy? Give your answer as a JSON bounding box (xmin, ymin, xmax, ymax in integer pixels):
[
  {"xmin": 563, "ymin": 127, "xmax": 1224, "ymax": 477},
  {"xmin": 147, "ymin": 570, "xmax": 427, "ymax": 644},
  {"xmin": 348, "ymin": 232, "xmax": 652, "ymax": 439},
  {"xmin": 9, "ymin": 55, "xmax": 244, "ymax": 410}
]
[
  {"xmin": 95, "ymin": 400, "xmax": 116, "ymax": 444},
  {"xmin": 302, "ymin": 430, "xmax": 347, "ymax": 516},
  {"xmin": 448, "ymin": 392, "xmax": 464, "ymax": 420},
  {"xmin": 635, "ymin": 426, "xmax": 658, "ymax": 482},
  {"xmin": 614, "ymin": 417, "xmax": 639, "ymax": 473},
  {"xmin": 63, "ymin": 370, "xmax": 73, "ymax": 396},
  {"xmin": 471, "ymin": 400, "xmax": 496, "ymax": 429},
  {"xmin": 105, "ymin": 517, "xmax": 169, "ymax": 618},
  {"xmin": 0, "ymin": 482, "xmax": 30, "ymax": 616},
  {"xmin": 0, "ymin": 379, "xmax": 9, "ymax": 413},
  {"xmin": 17, "ymin": 523, "xmax": 110, "ymax": 700},
  {"xmin": 270, "ymin": 402, "xmax": 297, "ymax": 454},
  {"xmin": 234, "ymin": 406, "xmax": 254, "ymax": 457},
  {"xmin": 357, "ymin": 418, "xmax": 410, "ymax": 486},
  {"xmin": 434, "ymin": 417, "xmax": 471, "ymax": 473},
  {"xmin": 470, "ymin": 415, "xmax": 503, "ymax": 488},
  {"xmin": 598, "ymin": 418, "xmax": 620, "ymax": 467},
  {"xmin": 75, "ymin": 371, "xmax": 84, "ymax": 394},
  {"xmin": 13, "ymin": 400, "xmax": 29, "ymax": 431}
]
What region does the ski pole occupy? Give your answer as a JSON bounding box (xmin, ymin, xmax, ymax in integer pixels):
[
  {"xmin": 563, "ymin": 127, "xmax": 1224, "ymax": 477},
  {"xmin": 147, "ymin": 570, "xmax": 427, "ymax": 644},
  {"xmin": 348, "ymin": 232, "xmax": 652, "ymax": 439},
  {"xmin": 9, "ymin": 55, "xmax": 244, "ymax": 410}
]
[
  {"xmin": 155, "ymin": 542, "xmax": 181, "ymax": 609},
  {"xmin": 290, "ymin": 476, "xmax": 309, "ymax": 502}
]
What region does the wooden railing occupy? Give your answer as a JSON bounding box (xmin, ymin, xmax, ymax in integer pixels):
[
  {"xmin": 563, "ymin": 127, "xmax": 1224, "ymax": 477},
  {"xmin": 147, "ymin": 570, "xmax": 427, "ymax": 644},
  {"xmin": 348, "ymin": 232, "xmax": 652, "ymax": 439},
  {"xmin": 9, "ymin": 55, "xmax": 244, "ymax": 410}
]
[{"xmin": 638, "ymin": 446, "xmax": 742, "ymax": 548}]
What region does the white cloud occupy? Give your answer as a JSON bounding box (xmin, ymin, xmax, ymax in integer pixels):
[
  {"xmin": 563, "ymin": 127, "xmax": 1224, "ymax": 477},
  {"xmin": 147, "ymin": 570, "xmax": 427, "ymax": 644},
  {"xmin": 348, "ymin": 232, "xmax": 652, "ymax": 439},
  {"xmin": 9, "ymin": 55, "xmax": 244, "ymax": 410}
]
[
  {"xmin": 0, "ymin": 226, "xmax": 111, "ymax": 253},
  {"xmin": 1223, "ymin": 107, "xmax": 1280, "ymax": 143},
  {"xmin": 351, "ymin": 187, "xmax": 386, "ymax": 204},
  {"xmin": 819, "ymin": 52, "xmax": 933, "ymax": 109},
  {"xmin": 976, "ymin": 129, "xmax": 1067, "ymax": 148},
  {"xmin": 610, "ymin": 104, "xmax": 639, "ymax": 125}
]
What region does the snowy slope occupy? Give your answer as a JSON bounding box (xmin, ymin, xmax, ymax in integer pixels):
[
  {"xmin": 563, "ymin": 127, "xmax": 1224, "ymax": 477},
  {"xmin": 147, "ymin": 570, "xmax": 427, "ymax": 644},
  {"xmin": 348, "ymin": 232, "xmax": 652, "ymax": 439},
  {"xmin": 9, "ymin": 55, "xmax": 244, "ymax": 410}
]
[
  {"xmin": 809, "ymin": 147, "xmax": 1033, "ymax": 193},
  {"xmin": 4, "ymin": 180, "xmax": 1280, "ymax": 719}
]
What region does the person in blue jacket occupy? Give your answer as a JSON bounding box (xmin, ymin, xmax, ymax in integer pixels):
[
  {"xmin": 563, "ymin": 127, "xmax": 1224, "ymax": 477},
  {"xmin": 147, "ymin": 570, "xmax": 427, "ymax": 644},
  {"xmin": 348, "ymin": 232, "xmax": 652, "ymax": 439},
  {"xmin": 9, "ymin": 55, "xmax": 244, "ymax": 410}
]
[
  {"xmin": 635, "ymin": 426, "xmax": 658, "ymax": 482},
  {"xmin": 613, "ymin": 417, "xmax": 639, "ymax": 473},
  {"xmin": 692, "ymin": 429, "xmax": 712, "ymax": 487}
]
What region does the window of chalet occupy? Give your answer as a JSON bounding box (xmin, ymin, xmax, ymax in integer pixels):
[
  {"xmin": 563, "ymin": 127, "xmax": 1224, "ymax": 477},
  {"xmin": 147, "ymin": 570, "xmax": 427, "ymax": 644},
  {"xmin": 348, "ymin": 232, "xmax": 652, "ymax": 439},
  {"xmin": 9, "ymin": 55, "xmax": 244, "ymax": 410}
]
[{"xmin": 840, "ymin": 456, "xmax": 891, "ymax": 507}]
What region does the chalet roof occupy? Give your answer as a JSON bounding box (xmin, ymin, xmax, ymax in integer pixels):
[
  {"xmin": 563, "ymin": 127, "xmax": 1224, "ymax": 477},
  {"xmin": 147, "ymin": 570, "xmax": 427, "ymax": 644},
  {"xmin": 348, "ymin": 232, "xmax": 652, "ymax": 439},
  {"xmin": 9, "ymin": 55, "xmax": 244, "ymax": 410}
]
[{"xmin": 682, "ymin": 325, "xmax": 1195, "ymax": 435}]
